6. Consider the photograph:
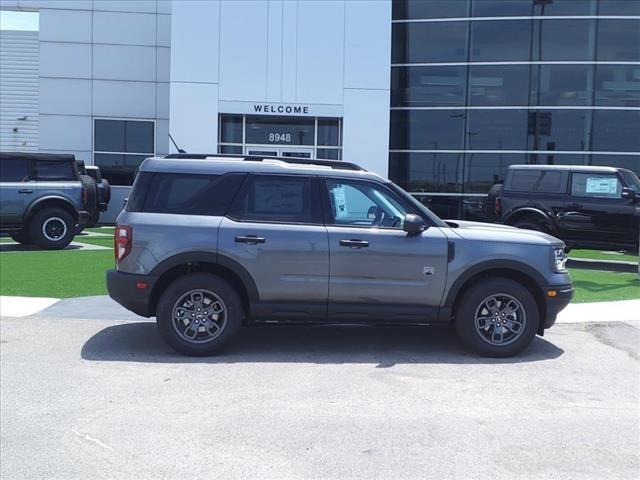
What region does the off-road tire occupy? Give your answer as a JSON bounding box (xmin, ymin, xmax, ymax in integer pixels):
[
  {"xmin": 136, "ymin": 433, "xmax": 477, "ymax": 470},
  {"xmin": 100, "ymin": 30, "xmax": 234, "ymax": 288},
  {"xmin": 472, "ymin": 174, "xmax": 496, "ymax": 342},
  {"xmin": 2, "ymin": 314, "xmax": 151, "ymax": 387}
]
[
  {"xmin": 28, "ymin": 207, "xmax": 75, "ymax": 250},
  {"xmin": 79, "ymin": 174, "xmax": 98, "ymax": 214},
  {"xmin": 156, "ymin": 273, "xmax": 244, "ymax": 356},
  {"xmin": 454, "ymin": 277, "xmax": 540, "ymax": 357},
  {"xmin": 102, "ymin": 178, "xmax": 111, "ymax": 204}
]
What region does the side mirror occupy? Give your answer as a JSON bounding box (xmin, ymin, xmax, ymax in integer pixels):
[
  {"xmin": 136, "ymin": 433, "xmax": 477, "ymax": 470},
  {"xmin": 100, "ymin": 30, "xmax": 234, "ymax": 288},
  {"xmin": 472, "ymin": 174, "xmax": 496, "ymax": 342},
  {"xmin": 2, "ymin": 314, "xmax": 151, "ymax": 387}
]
[
  {"xmin": 621, "ymin": 187, "xmax": 637, "ymax": 200},
  {"xmin": 403, "ymin": 214, "xmax": 426, "ymax": 236}
]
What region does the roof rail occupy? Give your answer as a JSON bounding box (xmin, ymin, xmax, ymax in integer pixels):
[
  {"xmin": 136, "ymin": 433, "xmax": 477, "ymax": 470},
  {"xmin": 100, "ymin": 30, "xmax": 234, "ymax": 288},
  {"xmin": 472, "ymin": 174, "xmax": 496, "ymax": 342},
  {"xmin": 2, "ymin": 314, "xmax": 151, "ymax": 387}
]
[{"xmin": 163, "ymin": 153, "xmax": 365, "ymax": 171}]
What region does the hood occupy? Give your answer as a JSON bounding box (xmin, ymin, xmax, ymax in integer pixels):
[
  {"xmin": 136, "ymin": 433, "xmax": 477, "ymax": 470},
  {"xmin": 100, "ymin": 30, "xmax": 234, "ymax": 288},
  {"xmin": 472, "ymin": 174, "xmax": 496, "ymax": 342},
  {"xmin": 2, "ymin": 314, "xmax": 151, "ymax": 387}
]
[{"xmin": 444, "ymin": 220, "xmax": 563, "ymax": 246}]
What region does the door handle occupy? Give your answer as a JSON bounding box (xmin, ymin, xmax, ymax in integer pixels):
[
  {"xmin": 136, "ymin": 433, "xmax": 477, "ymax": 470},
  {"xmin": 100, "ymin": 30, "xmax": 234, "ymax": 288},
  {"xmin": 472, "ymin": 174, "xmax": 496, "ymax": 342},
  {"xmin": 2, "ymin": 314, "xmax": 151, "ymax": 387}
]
[
  {"xmin": 339, "ymin": 239, "xmax": 369, "ymax": 248},
  {"xmin": 568, "ymin": 203, "xmax": 582, "ymax": 209},
  {"xmin": 18, "ymin": 189, "xmax": 34, "ymax": 194},
  {"xmin": 235, "ymin": 235, "xmax": 265, "ymax": 244}
]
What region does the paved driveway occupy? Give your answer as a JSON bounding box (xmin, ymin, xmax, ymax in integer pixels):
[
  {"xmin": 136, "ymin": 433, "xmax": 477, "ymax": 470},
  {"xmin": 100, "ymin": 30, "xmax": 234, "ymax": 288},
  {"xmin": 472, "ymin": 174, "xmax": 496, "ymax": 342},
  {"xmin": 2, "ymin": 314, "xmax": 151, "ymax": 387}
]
[{"xmin": 1, "ymin": 316, "xmax": 638, "ymax": 480}]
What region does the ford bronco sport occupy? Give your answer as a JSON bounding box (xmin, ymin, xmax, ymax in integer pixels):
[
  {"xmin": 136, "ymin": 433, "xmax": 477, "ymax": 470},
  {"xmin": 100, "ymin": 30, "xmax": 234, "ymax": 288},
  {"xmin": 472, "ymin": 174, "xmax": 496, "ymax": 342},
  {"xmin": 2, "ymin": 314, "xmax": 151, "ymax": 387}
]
[
  {"xmin": 107, "ymin": 154, "xmax": 573, "ymax": 357},
  {"xmin": 0, "ymin": 152, "xmax": 90, "ymax": 249}
]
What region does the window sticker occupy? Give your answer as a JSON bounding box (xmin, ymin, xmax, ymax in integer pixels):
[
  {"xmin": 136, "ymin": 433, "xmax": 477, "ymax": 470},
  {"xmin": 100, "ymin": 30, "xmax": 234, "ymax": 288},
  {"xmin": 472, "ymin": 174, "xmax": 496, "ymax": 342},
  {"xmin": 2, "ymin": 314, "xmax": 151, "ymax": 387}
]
[
  {"xmin": 586, "ymin": 177, "xmax": 618, "ymax": 195},
  {"xmin": 332, "ymin": 186, "xmax": 348, "ymax": 218}
]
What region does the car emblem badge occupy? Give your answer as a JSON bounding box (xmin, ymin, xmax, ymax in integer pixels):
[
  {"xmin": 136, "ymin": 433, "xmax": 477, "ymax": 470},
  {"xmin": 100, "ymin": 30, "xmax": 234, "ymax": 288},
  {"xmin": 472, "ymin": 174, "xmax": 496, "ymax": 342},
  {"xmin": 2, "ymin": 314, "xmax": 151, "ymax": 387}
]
[{"xmin": 423, "ymin": 266, "xmax": 435, "ymax": 276}]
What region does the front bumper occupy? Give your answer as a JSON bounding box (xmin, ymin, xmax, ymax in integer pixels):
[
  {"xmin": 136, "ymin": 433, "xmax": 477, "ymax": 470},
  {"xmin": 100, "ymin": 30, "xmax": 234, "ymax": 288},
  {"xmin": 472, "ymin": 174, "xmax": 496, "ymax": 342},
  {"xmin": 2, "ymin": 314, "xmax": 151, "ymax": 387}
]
[
  {"xmin": 541, "ymin": 283, "xmax": 574, "ymax": 330},
  {"xmin": 77, "ymin": 210, "xmax": 90, "ymax": 227},
  {"xmin": 106, "ymin": 269, "xmax": 158, "ymax": 317}
]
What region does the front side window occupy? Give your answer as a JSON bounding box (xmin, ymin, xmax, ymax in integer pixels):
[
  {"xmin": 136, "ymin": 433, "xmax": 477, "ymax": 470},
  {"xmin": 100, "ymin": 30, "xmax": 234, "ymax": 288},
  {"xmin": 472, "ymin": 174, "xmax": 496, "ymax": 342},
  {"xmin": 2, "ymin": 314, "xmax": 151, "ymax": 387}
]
[
  {"xmin": 230, "ymin": 175, "xmax": 320, "ymax": 224},
  {"xmin": 32, "ymin": 161, "xmax": 75, "ymax": 180},
  {"xmin": 0, "ymin": 159, "xmax": 29, "ymax": 182},
  {"xmin": 94, "ymin": 119, "xmax": 154, "ymax": 186},
  {"xmin": 325, "ymin": 179, "xmax": 410, "ymax": 229},
  {"xmin": 571, "ymin": 173, "xmax": 622, "ymax": 199}
]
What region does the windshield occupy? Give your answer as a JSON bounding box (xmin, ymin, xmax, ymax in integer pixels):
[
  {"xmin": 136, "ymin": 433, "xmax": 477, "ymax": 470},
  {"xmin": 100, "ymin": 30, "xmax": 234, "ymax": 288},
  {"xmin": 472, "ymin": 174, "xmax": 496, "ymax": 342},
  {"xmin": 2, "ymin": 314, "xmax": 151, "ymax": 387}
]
[{"xmin": 387, "ymin": 182, "xmax": 448, "ymax": 228}]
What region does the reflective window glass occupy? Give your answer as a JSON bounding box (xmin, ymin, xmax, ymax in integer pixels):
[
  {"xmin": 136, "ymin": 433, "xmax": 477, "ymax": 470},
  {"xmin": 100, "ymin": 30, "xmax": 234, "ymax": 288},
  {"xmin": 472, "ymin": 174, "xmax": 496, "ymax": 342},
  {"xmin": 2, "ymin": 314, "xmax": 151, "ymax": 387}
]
[
  {"xmin": 509, "ymin": 169, "xmax": 564, "ymax": 193},
  {"xmin": 245, "ymin": 116, "xmax": 314, "ymax": 146},
  {"xmin": 125, "ymin": 121, "xmax": 154, "ymax": 153},
  {"xmin": 317, "ymin": 148, "xmax": 341, "ymax": 160},
  {"xmin": 527, "ymin": 110, "xmax": 590, "ymax": 151},
  {"xmin": 218, "ymin": 145, "xmax": 243, "ymax": 154},
  {"xmin": 468, "ymin": 65, "xmax": 530, "ymax": 106},
  {"xmin": 33, "ymin": 160, "xmax": 75, "ymax": 180},
  {"xmin": 472, "ymin": 0, "xmax": 532, "ymax": 16},
  {"xmin": 389, "ymin": 152, "xmax": 463, "ymax": 193},
  {"xmin": 595, "ymin": 65, "xmax": 640, "ymax": 107},
  {"xmin": 95, "ymin": 119, "xmax": 154, "ymax": 154},
  {"xmin": 533, "ymin": 19, "xmax": 596, "ymax": 62},
  {"xmin": 463, "ymin": 153, "xmax": 526, "ymax": 193},
  {"xmin": 392, "ymin": 22, "xmax": 469, "ymax": 63},
  {"xmin": 391, "ymin": 66, "xmax": 467, "ymax": 107},
  {"xmin": 94, "ymin": 153, "xmax": 148, "ymax": 186},
  {"xmin": 317, "ymin": 118, "xmax": 340, "ymax": 146},
  {"xmin": 589, "ymin": 155, "xmax": 640, "ymax": 177},
  {"xmin": 599, "ymin": 0, "xmax": 640, "ymax": 15},
  {"xmin": 592, "ymin": 110, "xmax": 640, "ymax": 152},
  {"xmin": 392, "ymin": 0, "xmax": 469, "ymax": 19},
  {"xmin": 597, "ymin": 19, "xmax": 640, "ymax": 62},
  {"xmin": 219, "ymin": 115, "xmax": 243, "ymax": 143},
  {"xmin": 533, "ymin": 0, "xmax": 595, "ymax": 15},
  {"xmin": 94, "ymin": 120, "xmax": 125, "ymax": 152},
  {"xmin": 390, "ymin": 110, "xmax": 465, "ymax": 150},
  {"xmin": 470, "ymin": 19, "xmax": 531, "ymax": 61},
  {"xmin": 0, "ymin": 159, "xmax": 28, "ymax": 182},
  {"xmin": 466, "ymin": 110, "xmax": 529, "ymax": 150},
  {"xmin": 532, "ymin": 64, "xmax": 592, "ymax": 106}
]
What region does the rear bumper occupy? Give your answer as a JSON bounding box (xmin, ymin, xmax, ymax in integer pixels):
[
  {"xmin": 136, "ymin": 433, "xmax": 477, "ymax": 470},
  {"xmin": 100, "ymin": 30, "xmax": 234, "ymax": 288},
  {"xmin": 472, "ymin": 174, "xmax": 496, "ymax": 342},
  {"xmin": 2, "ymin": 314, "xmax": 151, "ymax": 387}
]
[
  {"xmin": 542, "ymin": 283, "xmax": 574, "ymax": 330},
  {"xmin": 106, "ymin": 269, "xmax": 158, "ymax": 318}
]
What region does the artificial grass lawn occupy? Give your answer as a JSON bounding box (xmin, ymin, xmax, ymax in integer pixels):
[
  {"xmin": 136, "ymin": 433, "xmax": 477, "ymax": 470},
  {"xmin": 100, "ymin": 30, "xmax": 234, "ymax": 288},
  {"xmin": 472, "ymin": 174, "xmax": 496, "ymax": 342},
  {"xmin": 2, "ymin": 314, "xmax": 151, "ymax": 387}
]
[
  {"xmin": 569, "ymin": 249, "xmax": 638, "ymax": 263},
  {"xmin": 569, "ymin": 268, "xmax": 640, "ymax": 303},
  {"xmin": 74, "ymin": 236, "xmax": 113, "ymax": 248}
]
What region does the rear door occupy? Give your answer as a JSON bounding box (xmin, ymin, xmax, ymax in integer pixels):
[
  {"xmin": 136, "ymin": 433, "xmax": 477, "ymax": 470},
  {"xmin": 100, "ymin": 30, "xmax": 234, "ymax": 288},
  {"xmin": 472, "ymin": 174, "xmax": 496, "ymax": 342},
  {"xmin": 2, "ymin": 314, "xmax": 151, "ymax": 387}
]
[
  {"xmin": 218, "ymin": 174, "xmax": 329, "ymax": 320},
  {"xmin": 322, "ymin": 177, "xmax": 448, "ymax": 322},
  {"xmin": 560, "ymin": 171, "xmax": 634, "ymax": 245},
  {"xmin": 0, "ymin": 158, "xmax": 33, "ymax": 224}
]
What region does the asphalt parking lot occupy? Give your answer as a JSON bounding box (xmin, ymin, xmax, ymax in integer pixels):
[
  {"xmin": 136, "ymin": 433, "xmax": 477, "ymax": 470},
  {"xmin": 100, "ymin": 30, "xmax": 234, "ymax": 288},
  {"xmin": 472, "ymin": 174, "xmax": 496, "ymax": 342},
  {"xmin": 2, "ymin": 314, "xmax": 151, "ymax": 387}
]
[{"xmin": 1, "ymin": 313, "xmax": 638, "ymax": 480}]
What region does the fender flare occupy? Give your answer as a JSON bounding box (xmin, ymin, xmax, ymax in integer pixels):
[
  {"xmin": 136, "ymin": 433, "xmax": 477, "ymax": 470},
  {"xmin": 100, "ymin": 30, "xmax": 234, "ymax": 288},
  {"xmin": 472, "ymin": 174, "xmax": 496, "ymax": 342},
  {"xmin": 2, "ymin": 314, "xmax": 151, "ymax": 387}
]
[
  {"xmin": 503, "ymin": 207, "xmax": 557, "ymax": 233},
  {"xmin": 23, "ymin": 195, "xmax": 79, "ymax": 223},
  {"xmin": 443, "ymin": 259, "xmax": 547, "ymax": 309},
  {"xmin": 149, "ymin": 251, "xmax": 259, "ymax": 303}
]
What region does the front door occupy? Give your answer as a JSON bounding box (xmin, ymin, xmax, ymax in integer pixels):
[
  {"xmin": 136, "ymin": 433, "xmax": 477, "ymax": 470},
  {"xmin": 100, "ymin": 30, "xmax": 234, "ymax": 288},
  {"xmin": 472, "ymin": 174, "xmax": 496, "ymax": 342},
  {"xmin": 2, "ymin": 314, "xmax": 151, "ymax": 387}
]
[
  {"xmin": 322, "ymin": 178, "xmax": 449, "ymax": 322},
  {"xmin": 0, "ymin": 157, "xmax": 33, "ymax": 225},
  {"xmin": 559, "ymin": 171, "xmax": 635, "ymax": 245},
  {"xmin": 218, "ymin": 174, "xmax": 329, "ymax": 320}
]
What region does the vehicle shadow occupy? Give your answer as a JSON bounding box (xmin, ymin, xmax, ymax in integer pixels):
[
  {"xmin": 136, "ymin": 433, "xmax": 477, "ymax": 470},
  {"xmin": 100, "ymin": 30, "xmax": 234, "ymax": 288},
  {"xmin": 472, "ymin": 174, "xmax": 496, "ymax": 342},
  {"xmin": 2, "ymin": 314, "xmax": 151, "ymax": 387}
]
[
  {"xmin": 0, "ymin": 243, "xmax": 83, "ymax": 252},
  {"xmin": 81, "ymin": 323, "xmax": 564, "ymax": 366}
]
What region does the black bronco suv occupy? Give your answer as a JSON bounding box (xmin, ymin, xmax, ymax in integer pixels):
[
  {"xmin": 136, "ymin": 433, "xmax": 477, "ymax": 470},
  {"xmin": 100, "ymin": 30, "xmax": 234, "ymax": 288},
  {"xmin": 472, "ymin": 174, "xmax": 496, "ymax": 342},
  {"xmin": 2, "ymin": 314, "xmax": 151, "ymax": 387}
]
[{"xmin": 490, "ymin": 165, "xmax": 640, "ymax": 252}]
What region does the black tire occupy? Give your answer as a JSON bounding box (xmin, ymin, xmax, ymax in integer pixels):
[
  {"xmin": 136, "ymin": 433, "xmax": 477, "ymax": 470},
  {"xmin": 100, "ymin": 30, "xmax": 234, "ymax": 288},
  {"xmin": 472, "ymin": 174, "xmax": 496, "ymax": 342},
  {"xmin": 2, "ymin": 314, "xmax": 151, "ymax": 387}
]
[
  {"xmin": 513, "ymin": 217, "xmax": 550, "ymax": 234},
  {"xmin": 86, "ymin": 210, "xmax": 100, "ymax": 228},
  {"xmin": 454, "ymin": 277, "xmax": 540, "ymax": 357},
  {"xmin": 102, "ymin": 178, "xmax": 111, "ymax": 204},
  {"xmin": 156, "ymin": 273, "xmax": 244, "ymax": 356},
  {"xmin": 79, "ymin": 174, "xmax": 98, "ymax": 214},
  {"xmin": 9, "ymin": 229, "xmax": 31, "ymax": 244},
  {"xmin": 28, "ymin": 208, "xmax": 75, "ymax": 250},
  {"xmin": 485, "ymin": 184, "xmax": 503, "ymax": 222}
]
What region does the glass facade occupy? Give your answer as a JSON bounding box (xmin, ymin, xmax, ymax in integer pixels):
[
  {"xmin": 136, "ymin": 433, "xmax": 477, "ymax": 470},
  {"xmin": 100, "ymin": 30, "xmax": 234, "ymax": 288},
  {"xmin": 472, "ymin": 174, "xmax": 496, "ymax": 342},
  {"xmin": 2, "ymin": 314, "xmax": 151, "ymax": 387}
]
[{"xmin": 390, "ymin": 0, "xmax": 640, "ymax": 219}]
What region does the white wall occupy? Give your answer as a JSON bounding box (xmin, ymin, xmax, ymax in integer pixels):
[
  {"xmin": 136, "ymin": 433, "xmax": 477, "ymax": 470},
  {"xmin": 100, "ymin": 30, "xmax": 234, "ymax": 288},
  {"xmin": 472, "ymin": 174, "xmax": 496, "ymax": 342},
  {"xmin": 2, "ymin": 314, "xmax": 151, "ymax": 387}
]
[{"xmin": 170, "ymin": 0, "xmax": 392, "ymax": 176}]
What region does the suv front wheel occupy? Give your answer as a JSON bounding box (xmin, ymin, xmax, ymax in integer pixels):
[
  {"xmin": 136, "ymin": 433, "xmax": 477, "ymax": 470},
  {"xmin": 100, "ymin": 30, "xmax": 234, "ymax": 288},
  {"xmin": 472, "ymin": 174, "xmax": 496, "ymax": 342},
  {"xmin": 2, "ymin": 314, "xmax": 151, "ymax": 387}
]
[
  {"xmin": 454, "ymin": 278, "xmax": 540, "ymax": 357},
  {"xmin": 156, "ymin": 273, "xmax": 244, "ymax": 356},
  {"xmin": 29, "ymin": 208, "xmax": 75, "ymax": 250}
]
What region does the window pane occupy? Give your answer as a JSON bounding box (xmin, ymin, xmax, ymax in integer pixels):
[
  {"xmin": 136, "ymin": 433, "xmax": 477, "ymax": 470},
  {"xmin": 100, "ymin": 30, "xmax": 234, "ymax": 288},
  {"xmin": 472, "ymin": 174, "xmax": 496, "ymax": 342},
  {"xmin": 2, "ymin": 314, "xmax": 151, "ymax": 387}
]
[
  {"xmin": 532, "ymin": 64, "xmax": 592, "ymax": 106},
  {"xmin": 599, "ymin": 1, "xmax": 640, "ymax": 15},
  {"xmin": 469, "ymin": 65, "xmax": 530, "ymax": 106},
  {"xmin": 317, "ymin": 118, "xmax": 341, "ymax": 146},
  {"xmin": 0, "ymin": 159, "xmax": 28, "ymax": 182},
  {"xmin": 463, "ymin": 153, "xmax": 525, "ymax": 193},
  {"xmin": 589, "ymin": 155, "xmax": 640, "ymax": 177},
  {"xmin": 466, "ymin": 110, "xmax": 528, "ymax": 150},
  {"xmin": 472, "ymin": 0, "xmax": 532, "ymax": 16},
  {"xmin": 592, "ymin": 110, "xmax": 640, "ymax": 152},
  {"xmin": 125, "ymin": 121, "xmax": 154, "ymax": 153},
  {"xmin": 245, "ymin": 116, "xmax": 314, "ymax": 146},
  {"xmin": 470, "ymin": 20, "xmax": 531, "ymax": 61},
  {"xmin": 389, "ymin": 152, "xmax": 463, "ymax": 193},
  {"xmin": 390, "ymin": 110, "xmax": 465, "ymax": 150},
  {"xmin": 595, "ymin": 65, "xmax": 640, "ymax": 107},
  {"xmin": 126, "ymin": 172, "xmax": 153, "ymax": 212},
  {"xmin": 509, "ymin": 169, "xmax": 564, "ymax": 193},
  {"xmin": 218, "ymin": 145, "xmax": 243, "ymax": 154},
  {"xmin": 527, "ymin": 110, "xmax": 590, "ymax": 151},
  {"xmin": 415, "ymin": 195, "xmax": 463, "ymax": 221},
  {"xmin": 392, "ymin": 22, "xmax": 468, "ymax": 63},
  {"xmin": 317, "ymin": 148, "xmax": 341, "ymax": 160},
  {"xmin": 94, "ymin": 119, "xmax": 125, "ymax": 152},
  {"xmin": 219, "ymin": 114, "xmax": 243, "ymax": 143},
  {"xmin": 94, "ymin": 153, "xmax": 147, "ymax": 186},
  {"xmin": 393, "ymin": 0, "xmax": 469, "ymax": 20},
  {"xmin": 140, "ymin": 173, "xmax": 244, "ymax": 216},
  {"xmin": 392, "ymin": 66, "xmax": 467, "ymax": 107},
  {"xmin": 534, "ymin": 0, "xmax": 595, "ymax": 15},
  {"xmin": 534, "ymin": 19, "xmax": 596, "ymax": 61},
  {"xmin": 597, "ymin": 19, "xmax": 640, "ymax": 62},
  {"xmin": 571, "ymin": 173, "xmax": 622, "ymax": 198},
  {"xmin": 33, "ymin": 160, "xmax": 75, "ymax": 180},
  {"xmin": 234, "ymin": 175, "xmax": 319, "ymax": 223}
]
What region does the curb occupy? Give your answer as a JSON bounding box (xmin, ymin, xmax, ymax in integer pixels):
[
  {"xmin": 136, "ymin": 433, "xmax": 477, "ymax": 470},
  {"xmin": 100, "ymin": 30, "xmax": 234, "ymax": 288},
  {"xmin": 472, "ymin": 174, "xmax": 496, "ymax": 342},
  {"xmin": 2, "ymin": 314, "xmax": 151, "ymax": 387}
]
[{"xmin": 567, "ymin": 257, "xmax": 637, "ymax": 273}]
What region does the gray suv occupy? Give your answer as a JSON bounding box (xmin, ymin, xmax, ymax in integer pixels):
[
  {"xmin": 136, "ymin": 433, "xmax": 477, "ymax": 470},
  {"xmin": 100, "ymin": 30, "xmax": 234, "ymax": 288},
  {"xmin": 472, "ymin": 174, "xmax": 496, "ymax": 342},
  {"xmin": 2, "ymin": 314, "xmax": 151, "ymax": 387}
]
[
  {"xmin": 0, "ymin": 152, "xmax": 90, "ymax": 249},
  {"xmin": 107, "ymin": 154, "xmax": 573, "ymax": 357}
]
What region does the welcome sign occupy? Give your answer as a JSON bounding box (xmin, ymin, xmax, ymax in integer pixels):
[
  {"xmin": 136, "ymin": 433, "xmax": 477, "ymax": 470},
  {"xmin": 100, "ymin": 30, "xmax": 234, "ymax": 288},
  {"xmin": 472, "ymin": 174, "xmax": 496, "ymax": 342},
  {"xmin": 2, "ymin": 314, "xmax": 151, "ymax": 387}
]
[{"xmin": 218, "ymin": 100, "xmax": 343, "ymax": 118}]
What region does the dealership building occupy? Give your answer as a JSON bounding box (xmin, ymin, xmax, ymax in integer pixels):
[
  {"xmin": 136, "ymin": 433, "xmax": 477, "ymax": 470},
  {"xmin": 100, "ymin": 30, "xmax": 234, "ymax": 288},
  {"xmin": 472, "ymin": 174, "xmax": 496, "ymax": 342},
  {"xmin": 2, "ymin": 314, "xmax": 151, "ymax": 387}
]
[{"xmin": 0, "ymin": 0, "xmax": 638, "ymax": 222}]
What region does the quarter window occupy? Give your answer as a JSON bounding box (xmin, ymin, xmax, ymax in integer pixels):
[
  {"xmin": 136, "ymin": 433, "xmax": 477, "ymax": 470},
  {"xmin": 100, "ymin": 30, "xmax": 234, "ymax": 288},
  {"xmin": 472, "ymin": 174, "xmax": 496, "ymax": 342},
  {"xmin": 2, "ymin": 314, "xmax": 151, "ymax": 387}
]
[
  {"xmin": 0, "ymin": 159, "xmax": 28, "ymax": 182},
  {"xmin": 571, "ymin": 173, "xmax": 622, "ymax": 198}
]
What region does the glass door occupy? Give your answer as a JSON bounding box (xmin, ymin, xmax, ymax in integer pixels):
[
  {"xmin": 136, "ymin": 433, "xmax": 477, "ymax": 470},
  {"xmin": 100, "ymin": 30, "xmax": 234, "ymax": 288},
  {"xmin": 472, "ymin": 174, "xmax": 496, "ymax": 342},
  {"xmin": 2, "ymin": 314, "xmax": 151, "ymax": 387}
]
[
  {"xmin": 279, "ymin": 147, "xmax": 314, "ymax": 159},
  {"xmin": 244, "ymin": 146, "xmax": 314, "ymax": 159}
]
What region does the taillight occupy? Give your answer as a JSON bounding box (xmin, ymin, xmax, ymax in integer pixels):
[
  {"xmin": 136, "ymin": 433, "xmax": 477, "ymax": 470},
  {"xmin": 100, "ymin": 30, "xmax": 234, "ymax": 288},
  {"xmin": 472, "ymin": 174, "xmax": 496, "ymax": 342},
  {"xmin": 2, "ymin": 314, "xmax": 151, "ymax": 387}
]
[
  {"xmin": 114, "ymin": 225, "xmax": 132, "ymax": 264},
  {"xmin": 81, "ymin": 186, "xmax": 87, "ymax": 207}
]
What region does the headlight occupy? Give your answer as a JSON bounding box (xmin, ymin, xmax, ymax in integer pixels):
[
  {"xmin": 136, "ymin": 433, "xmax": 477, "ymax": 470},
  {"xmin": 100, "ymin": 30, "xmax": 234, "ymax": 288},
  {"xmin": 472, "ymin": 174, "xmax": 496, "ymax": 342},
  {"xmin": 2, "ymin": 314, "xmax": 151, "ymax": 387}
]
[{"xmin": 553, "ymin": 247, "xmax": 567, "ymax": 273}]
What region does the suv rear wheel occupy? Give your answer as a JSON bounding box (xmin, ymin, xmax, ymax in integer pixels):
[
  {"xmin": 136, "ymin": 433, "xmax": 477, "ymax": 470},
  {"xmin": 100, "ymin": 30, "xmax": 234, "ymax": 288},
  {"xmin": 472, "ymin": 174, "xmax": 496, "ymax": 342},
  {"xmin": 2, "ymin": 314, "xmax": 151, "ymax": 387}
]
[
  {"xmin": 29, "ymin": 208, "xmax": 75, "ymax": 250},
  {"xmin": 156, "ymin": 273, "xmax": 244, "ymax": 356},
  {"xmin": 454, "ymin": 278, "xmax": 539, "ymax": 357}
]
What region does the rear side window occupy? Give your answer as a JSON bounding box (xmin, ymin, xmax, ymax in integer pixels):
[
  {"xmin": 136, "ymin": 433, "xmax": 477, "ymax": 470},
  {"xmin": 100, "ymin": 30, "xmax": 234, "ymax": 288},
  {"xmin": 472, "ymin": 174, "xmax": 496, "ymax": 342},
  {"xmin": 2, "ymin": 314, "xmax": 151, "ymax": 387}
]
[
  {"xmin": 0, "ymin": 159, "xmax": 29, "ymax": 182},
  {"xmin": 229, "ymin": 175, "xmax": 321, "ymax": 224},
  {"xmin": 510, "ymin": 170, "xmax": 563, "ymax": 193},
  {"xmin": 571, "ymin": 173, "xmax": 622, "ymax": 198},
  {"xmin": 32, "ymin": 161, "xmax": 76, "ymax": 180},
  {"xmin": 128, "ymin": 172, "xmax": 245, "ymax": 216}
]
